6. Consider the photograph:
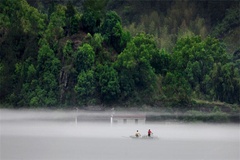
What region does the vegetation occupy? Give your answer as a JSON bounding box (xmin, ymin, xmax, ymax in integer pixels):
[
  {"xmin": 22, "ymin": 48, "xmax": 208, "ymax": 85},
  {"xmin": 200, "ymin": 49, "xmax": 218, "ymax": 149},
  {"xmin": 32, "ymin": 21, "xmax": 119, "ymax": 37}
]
[{"xmin": 0, "ymin": 0, "xmax": 239, "ymax": 111}]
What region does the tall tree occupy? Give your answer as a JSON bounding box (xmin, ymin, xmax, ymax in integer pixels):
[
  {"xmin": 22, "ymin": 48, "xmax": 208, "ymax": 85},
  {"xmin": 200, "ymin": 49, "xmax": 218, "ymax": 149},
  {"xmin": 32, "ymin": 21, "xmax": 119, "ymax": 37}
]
[
  {"xmin": 211, "ymin": 62, "xmax": 240, "ymax": 103},
  {"xmin": 65, "ymin": 1, "xmax": 80, "ymax": 36},
  {"xmin": 45, "ymin": 4, "xmax": 66, "ymax": 50},
  {"xmin": 81, "ymin": 0, "xmax": 109, "ymax": 34},
  {"xmin": 101, "ymin": 11, "xmax": 130, "ymax": 53},
  {"xmin": 75, "ymin": 44, "xmax": 95, "ymax": 73},
  {"xmin": 75, "ymin": 70, "xmax": 96, "ymax": 105},
  {"xmin": 96, "ymin": 64, "xmax": 120, "ymax": 102},
  {"xmin": 172, "ymin": 36, "xmax": 229, "ymax": 87},
  {"xmin": 115, "ymin": 33, "xmax": 157, "ymax": 101},
  {"xmin": 29, "ymin": 42, "xmax": 60, "ymax": 106},
  {"xmin": 0, "ymin": 0, "xmax": 46, "ymax": 104}
]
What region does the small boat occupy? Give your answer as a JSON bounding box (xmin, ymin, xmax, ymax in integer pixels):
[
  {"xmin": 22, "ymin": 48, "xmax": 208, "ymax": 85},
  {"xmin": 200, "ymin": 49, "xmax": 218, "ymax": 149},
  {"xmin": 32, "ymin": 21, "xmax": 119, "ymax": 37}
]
[{"xmin": 129, "ymin": 135, "xmax": 159, "ymax": 140}]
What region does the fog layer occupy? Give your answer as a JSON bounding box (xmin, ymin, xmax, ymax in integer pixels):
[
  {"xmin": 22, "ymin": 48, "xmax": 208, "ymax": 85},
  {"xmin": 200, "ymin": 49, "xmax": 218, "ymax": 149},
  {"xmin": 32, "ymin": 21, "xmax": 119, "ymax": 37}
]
[{"xmin": 0, "ymin": 109, "xmax": 239, "ymax": 160}]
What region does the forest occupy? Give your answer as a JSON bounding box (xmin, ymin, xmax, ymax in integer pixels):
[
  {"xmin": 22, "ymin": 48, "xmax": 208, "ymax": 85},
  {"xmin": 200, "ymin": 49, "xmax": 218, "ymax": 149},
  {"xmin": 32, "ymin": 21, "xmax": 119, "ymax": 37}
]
[{"xmin": 0, "ymin": 0, "xmax": 239, "ymax": 109}]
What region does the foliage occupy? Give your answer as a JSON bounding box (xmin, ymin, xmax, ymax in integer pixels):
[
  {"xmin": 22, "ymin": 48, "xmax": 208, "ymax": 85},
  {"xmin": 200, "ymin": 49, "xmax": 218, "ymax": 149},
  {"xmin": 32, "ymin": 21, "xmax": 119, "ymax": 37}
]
[
  {"xmin": 65, "ymin": 1, "xmax": 81, "ymax": 36},
  {"xmin": 0, "ymin": 0, "xmax": 239, "ymax": 108},
  {"xmin": 169, "ymin": 36, "xmax": 239, "ymax": 103},
  {"xmin": 151, "ymin": 49, "xmax": 171, "ymax": 75},
  {"xmin": 81, "ymin": 0, "xmax": 109, "ymax": 34},
  {"xmin": 101, "ymin": 11, "xmax": 130, "ymax": 53},
  {"xmin": 163, "ymin": 72, "xmax": 192, "ymax": 105},
  {"xmin": 14, "ymin": 42, "xmax": 61, "ymax": 106},
  {"xmin": 90, "ymin": 33, "xmax": 104, "ymax": 53},
  {"xmin": 75, "ymin": 43, "xmax": 95, "ymax": 73},
  {"xmin": 0, "ymin": 0, "xmax": 46, "ymax": 104},
  {"xmin": 45, "ymin": 4, "xmax": 66, "ymax": 49},
  {"xmin": 96, "ymin": 64, "xmax": 120, "ymax": 102},
  {"xmin": 0, "ymin": 0, "xmax": 46, "ymax": 36},
  {"xmin": 114, "ymin": 33, "xmax": 157, "ymax": 101},
  {"xmin": 83, "ymin": 0, "xmax": 109, "ymax": 11},
  {"xmin": 212, "ymin": 8, "xmax": 240, "ymax": 38},
  {"xmin": 75, "ymin": 70, "xmax": 96, "ymax": 105},
  {"xmin": 211, "ymin": 62, "xmax": 240, "ymax": 103},
  {"xmin": 81, "ymin": 9, "xmax": 101, "ymax": 34},
  {"xmin": 30, "ymin": 43, "xmax": 60, "ymax": 106}
]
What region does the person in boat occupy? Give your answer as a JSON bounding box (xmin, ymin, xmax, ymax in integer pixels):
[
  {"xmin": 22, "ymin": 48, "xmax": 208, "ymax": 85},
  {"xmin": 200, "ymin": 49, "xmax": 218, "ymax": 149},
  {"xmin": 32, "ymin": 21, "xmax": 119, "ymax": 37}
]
[
  {"xmin": 148, "ymin": 129, "xmax": 152, "ymax": 137},
  {"xmin": 135, "ymin": 130, "xmax": 141, "ymax": 137}
]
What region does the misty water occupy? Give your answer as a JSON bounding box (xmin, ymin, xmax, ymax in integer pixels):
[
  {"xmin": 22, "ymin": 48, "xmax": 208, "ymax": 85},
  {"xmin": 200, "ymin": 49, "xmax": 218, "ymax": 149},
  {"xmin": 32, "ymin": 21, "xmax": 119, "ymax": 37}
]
[{"xmin": 0, "ymin": 109, "xmax": 239, "ymax": 160}]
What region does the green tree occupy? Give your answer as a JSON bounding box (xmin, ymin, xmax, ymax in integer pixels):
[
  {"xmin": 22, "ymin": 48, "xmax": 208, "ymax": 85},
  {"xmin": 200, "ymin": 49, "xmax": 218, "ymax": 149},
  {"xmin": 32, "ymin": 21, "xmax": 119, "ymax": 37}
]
[
  {"xmin": 13, "ymin": 58, "xmax": 37, "ymax": 106},
  {"xmin": 211, "ymin": 8, "xmax": 240, "ymax": 38},
  {"xmin": 0, "ymin": 0, "xmax": 46, "ymax": 37},
  {"xmin": 81, "ymin": 0, "xmax": 108, "ymax": 34},
  {"xmin": 151, "ymin": 49, "xmax": 171, "ymax": 75},
  {"xmin": 65, "ymin": 1, "xmax": 80, "ymax": 36},
  {"xmin": 82, "ymin": 0, "xmax": 109, "ymax": 33},
  {"xmin": 96, "ymin": 64, "xmax": 120, "ymax": 102},
  {"xmin": 75, "ymin": 70, "xmax": 96, "ymax": 105},
  {"xmin": 0, "ymin": 0, "xmax": 46, "ymax": 104},
  {"xmin": 29, "ymin": 43, "xmax": 60, "ymax": 106},
  {"xmin": 233, "ymin": 49, "xmax": 240, "ymax": 75},
  {"xmin": 90, "ymin": 33, "xmax": 104, "ymax": 53},
  {"xmin": 171, "ymin": 36, "xmax": 230, "ymax": 96},
  {"xmin": 45, "ymin": 4, "xmax": 66, "ymax": 49},
  {"xmin": 81, "ymin": 9, "xmax": 101, "ymax": 34},
  {"xmin": 101, "ymin": 11, "xmax": 130, "ymax": 53},
  {"xmin": 211, "ymin": 63, "xmax": 240, "ymax": 103},
  {"xmin": 163, "ymin": 72, "xmax": 191, "ymax": 105},
  {"xmin": 115, "ymin": 33, "xmax": 157, "ymax": 101},
  {"xmin": 75, "ymin": 44, "xmax": 95, "ymax": 73}
]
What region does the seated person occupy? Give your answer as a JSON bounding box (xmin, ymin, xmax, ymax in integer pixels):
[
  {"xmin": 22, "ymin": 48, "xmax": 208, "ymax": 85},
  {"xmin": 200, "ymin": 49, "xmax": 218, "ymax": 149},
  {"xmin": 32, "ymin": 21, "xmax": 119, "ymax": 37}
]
[
  {"xmin": 135, "ymin": 130, "xmax": 141, "ymax": 137},
  {"xmin": 148, "ymin": 129, "xmax": 152, "ymax": 137}
]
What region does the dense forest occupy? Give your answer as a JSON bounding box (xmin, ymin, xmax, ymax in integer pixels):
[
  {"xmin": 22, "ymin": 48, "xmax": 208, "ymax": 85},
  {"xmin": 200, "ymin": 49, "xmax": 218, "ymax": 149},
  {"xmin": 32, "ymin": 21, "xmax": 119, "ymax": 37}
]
[{"xmin": 0, "ymin": 0, "xmax": 239, "ymax": 108}]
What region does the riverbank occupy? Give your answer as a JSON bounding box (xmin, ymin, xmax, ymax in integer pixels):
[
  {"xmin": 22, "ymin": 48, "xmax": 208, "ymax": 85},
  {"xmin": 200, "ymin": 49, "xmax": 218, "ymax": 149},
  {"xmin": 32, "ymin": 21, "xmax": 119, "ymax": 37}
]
[{"xmin": 1, "ymin": 100, "xmax": 239, "ymax": 123}]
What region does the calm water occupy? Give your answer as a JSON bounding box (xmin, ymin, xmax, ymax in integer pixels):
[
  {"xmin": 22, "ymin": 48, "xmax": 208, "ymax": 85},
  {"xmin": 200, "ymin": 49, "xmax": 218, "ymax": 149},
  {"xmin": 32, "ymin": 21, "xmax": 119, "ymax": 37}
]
[{"xmin": 0, "ymin": 109, "xmax": 239, "ymax": 160}]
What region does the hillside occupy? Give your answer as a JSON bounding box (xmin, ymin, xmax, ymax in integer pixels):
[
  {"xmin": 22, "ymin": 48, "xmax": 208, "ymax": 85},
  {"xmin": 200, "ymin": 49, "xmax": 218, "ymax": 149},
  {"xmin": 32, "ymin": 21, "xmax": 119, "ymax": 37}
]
[
  {"xmin": 110, "ymin": 1, "xmax": 240, "ymax": 52},
  {"xmin": 25, "ymin": 0, "xmax": 240, "ymax": 53},
  {"xmin": 0, "ymin": 0, "xmax": 239, "ymax": 109}
]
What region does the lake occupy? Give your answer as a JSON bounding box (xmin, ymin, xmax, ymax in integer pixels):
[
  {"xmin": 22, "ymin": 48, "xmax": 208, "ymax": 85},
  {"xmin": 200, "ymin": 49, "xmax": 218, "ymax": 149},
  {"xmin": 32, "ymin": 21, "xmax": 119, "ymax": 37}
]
[{"xmin": 0, "ymin": 109, "xmax": 239, "ymax": 160}]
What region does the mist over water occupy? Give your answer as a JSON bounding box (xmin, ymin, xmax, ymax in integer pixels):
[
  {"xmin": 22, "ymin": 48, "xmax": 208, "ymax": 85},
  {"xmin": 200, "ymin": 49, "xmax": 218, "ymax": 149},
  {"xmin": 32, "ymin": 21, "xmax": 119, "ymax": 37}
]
[{"xmin": 0, "ymin": 109, "xmax": 239, "ymax": 160}]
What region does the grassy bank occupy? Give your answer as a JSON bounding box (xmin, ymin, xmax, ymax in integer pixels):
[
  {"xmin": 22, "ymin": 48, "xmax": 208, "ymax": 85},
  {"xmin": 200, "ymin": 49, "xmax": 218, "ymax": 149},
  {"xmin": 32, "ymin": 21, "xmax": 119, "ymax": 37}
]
[{"xmin": 145, "ymin": 100, "xmax": 240, "ymax": 123}]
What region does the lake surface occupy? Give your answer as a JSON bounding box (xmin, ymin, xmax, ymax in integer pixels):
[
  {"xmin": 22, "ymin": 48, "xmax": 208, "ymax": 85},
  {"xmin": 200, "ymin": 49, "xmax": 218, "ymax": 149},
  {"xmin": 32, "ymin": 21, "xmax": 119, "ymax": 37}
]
[{"xmin": 0, "ymin": 109, "xmax": 239, "ymax": 160}]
